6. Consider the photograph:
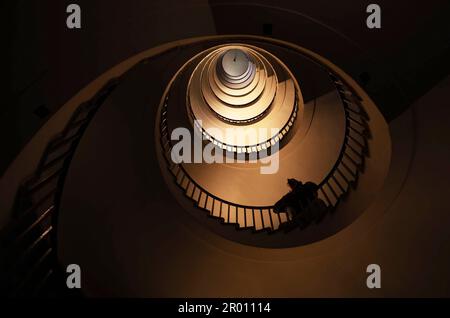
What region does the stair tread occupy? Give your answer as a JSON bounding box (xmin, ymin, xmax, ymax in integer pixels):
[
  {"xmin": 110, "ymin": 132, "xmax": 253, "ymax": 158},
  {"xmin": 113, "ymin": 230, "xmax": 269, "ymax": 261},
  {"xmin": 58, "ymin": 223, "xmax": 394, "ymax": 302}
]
[
  {"xmin": 270, "ymin": 209, "xmax": 280, "ymax": 230},
  {"xmin": 345, "ymin": 147, "xmax": 363, "ymax": 166},
  {"xmin": 348, "ymin": 120, "xmax": 366, "ymax": 135},
  {"xmin": 254, "ymin": 210, "xmax": 263, "ymax": 231},
  {"xmin": 342, "ymin": 156, "xmax": 358, "ymax": 175},
  {"xmin": 220, "ymin": 203, "xmax": 229, "ymax": 222},
  {"xmin": 176, "ymin": 170, "xmax": 185, "ymax": 184},
  {"xmin": 322, "ymin": 184, "xmax": 339, "ymax": 206},
  {"xmin": 198, "ymin": 193, "xmax": 207, "ymax": 209},
  {"xmin": 237, "ymin": 207, "xmax": 246, "ymax": 228},
  {"xmin": 317, "ymin": 188, "xmax": 331, "ymax": 207},
  {"xmin": 212, "ymin": 201, "xmax": 221, "ymax": 217},
  {"xmin": 333, "ymin": 172, "xmax": 349, "ymax": 192},
  {"xmin": 328, "ymin": 177, "xmax": 344, "ymax": 197},
  {"xmin": 337, "ymin": 166, "xmax": 355, "ymax": 184},
  {"xmin": 345, "ymin": 100, "xmax": 362, "ymax": 113},
  {"xmin": 348, "ymin": 111, "xmax": 364, "ymax": 125},
  {"xmin": 229, "ymin": 206, "xmax": 237, "ymax": 224},
  {"xmin": 348, "ymin": 129, "xmax": 366, "ymax": 146},
  {"xmin": 347, "ymin": 138, "xmax": 364, "ymax": 155},
  {"xmin": 279, "ymin": 212, "xmax": 288, "ymax": 224},
  {"xmin": 261, "ymin": 209, "xmax": 272, "ymax": 229},
  {"xmin": 181, "ymin": 177, "xmax": 190, "ymax": 190},
  {"xmin": 192, "ymin": 187, "xmax": 201, "ymax": 202},
  {"xmin": 186, "ymin": 183, "xmax": 195, "ymax": 198},
  {"xmin": 205, "ymin": 197, "xmax": 214, "ymax": 213},
  {"xmin": 245, "ymin": 209, "xmax": 254, "ymax": 227}
]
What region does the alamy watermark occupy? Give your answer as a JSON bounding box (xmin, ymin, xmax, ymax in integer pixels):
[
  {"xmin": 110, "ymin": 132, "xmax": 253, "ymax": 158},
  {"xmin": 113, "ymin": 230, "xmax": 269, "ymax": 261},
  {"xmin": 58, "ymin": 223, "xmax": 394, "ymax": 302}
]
[
  {"xmin": 66, "ymin": 4, "xmax": 381, "ymax": 31},
  {"xmin": 366, "ymin": 264, "xmax": 381, "ymax": 289},
  {"xmin": 170, "ymin": 120, "xmax": 280, "ymax": 175}
]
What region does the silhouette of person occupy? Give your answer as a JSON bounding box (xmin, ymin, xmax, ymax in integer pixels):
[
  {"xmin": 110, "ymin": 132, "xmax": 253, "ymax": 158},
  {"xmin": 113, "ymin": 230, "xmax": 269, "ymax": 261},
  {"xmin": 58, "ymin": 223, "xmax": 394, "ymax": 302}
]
[
  {"xmin": 274, "ymin": 179, "xmax": 305, "ymax": 215},
  {"xmin": 274, "ymin": 179, "xmax": 320, "ymax": 228}
]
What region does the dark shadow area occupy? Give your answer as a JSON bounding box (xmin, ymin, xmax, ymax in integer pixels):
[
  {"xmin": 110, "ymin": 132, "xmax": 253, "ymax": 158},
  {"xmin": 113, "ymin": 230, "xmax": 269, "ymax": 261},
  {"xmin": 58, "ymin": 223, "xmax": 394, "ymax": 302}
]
[
  {"xmin": 274, "ymin": 179, "xmax": 328, "ymax": 231},
  {"xmin": 209, "ymin": 0, "xmax": 450, "ymax": 122}
]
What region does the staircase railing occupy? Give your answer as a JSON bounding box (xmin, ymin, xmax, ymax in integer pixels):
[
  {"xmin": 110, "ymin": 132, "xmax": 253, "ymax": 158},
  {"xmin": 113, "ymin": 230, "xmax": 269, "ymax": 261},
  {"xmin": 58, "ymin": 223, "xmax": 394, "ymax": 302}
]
[
  {"xmin": 0, "ymin": 36, "xmax": 371, "ymax": 298},
  {"xmin": 159, "ymin": 70, "xmax": 369, "ymax": 233},
  {"xmin": 0, "ymin": 78, "xmax": 120, "ymax": 297}
]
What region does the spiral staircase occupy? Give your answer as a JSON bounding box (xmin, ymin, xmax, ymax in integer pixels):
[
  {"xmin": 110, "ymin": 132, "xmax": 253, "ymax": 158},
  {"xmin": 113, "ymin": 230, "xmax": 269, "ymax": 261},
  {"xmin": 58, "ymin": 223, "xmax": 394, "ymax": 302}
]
[
  {"xmin": 158, "ymin": 43, "xmax": 368, "ymax": 233},
  {"xmin": 0, "ymin": 36, "xmax": 375, "ymax": 297}
]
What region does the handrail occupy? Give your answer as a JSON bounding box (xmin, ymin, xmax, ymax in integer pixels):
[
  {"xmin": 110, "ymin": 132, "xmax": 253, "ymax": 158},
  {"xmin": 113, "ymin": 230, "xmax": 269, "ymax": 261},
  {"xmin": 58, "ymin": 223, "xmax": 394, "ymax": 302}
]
[
  {"xmin": 0, "ymin": 77, "xmax": 120, "ymax": 297},
  {"xmin": 317, "ymin": 72, "xmax": 366, "ymax": 189},
  {"xmin": 159, "ymin": 68, "xmax": 367, "ymax": 212}
]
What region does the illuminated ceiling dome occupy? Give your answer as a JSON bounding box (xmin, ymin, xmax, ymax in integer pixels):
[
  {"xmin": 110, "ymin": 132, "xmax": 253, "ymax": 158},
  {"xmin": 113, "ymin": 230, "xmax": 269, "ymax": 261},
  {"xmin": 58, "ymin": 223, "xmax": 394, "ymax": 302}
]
[
  {"xmin": 218, "ymin": 49, "xmax": 254, "ymax": 81},
  {"xmin": 188, "ymin": 44, "xmax": 301, "ymax": 155}
]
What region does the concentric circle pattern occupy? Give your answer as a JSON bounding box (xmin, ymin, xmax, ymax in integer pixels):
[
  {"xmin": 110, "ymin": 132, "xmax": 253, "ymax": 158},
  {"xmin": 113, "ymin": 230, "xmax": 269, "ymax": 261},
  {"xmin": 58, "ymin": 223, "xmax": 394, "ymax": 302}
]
[{"xmin": 188, "ymin": 44, "xmax": 302, "ymax": 155}]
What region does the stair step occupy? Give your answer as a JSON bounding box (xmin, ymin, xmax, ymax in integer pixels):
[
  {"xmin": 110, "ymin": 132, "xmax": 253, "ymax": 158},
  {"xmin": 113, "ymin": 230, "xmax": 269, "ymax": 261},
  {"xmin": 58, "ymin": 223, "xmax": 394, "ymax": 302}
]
[
  {"xmin": 348, "ymin": 111, "xmax": 364, "ymax": 126},
  {"xmin": 346, "ymin": 138, "xmax": 364, "ymax": 155},
  {"xmin": 254, "ymin": 210, "xmax": 263, "ymax": 231},
  {"xmin": 170, "ymin": 164, "xmax": 180, "ymax": 176},
  {"xmin": 5, "ymin": 208, "xmax": 53, "ymax": 258},
  {"xmin": 237, "ymin": 207, "xmax": 246, "ymax": 228},
  {"xmin": 27, "ymin": 171, "xmax": 62, "ymax": 203},
  {"xmin": 333, "ymin": 172, "xmax": 349, "ymax": 193},
  {"xmin": 40, "ymin": 149, "xmax": 72, "ymax": 173},
  {"xmin": 180, "ymin": 176, "xmax": 189, "ymax": 190},
  {"xmin": 270, "ymin": 209, "xmax": 280, "ymax": 231},
  {"xmin": 279, "ymin": 212, "xmax": 289, "ymax": 224},
  {"xmin": 348, "ymin": 129, "xmax": 366, "ymax": 148},
  {"xmin": 345, "ymin": 100, "xmax": 362, "ymax": 113},
  {"xmin": 322, "ymin": 183, "xmax": 339, "ymax": 206},
  {"xmin": 40, "ymin": 142, "xmax": 74, "ymax": 170},
  {"xmin": 344, "ymin": 147, "xmax": 363, "ymax": 166},
  {"xmin": 192, "ymin": 187, "xmax": 201, "ymax": 202},
  {"xmin": 348, "ymin": 120, "xmax": 367, "ymax": 135},
  {"xmin": 212, "ymin": 201, "xmax": 221, "ymax": 217},
  {"xmin": 338, "ymin": 88, "xmax": 354, "ymax": 99},
  {"xmin": 245, "ymin": 209, "xmax": 254, "ymax": 227},
  {"xmin": 12, "ymin": 187, "xmax": 55, "ymax": 223},
  {"xmin": 47, "ymin": 133, "xmax": 79, "ymax": 153},
  {"xmin": 261, "ymin": 209, "xmax": 272, "ymax": 229},
  {"xmin": 162, "ymin": 138, "xmax": 171, "ymax": 153},
  {"xmin": 342, "ymin": 155, "xmax": 358, "ymax": 175},
  {"xmin": 198, "ymin": 192, "xmax": 207, "ymax": 209},
  {"xmin": 16, "ymin": 206, "xmax": 54, "ymax": 245},
  {"xmin": 66, "ymin": 115, "xmax": 90, "ymax": 131},
  {"xmin": 186, "ymin": 183, "xmax": 195, "ymax": 198},
  {"xmin": 328, "ymin": 177, "xmax": 345, "ymax": 197},
  {"xmin": 176, "ymin": 170, "xmax": 185, "ymax": 185},
  {"xmin": 318, "ymin": 188, "xmax": 331, "ymax": 207},
  {"xmin": 36, "ymin": 156, "xmax": 66, "ymax": 182},
  {"xmin": 205, "ymin": 196, "xmax": 214, "ymax": 214},
  {"xmin": 220, "ymin": 203, "xmax": 229, "ymax": 222},
  {"xmin": 336, "ymin": 166, "xmax": 355, "ymax": 184},
  {"xmin": 18, "ymin": 226, "xmax": 53, "ymax": 268},
  {"xmin": 229, "ymin": 206, "xmax": 237, "ymax": 224}
]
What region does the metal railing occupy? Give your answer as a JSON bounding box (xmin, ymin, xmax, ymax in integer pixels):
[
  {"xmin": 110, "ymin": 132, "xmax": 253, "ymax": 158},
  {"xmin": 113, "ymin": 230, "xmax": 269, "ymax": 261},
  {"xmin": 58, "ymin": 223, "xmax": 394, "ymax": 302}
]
[
  {"xmin": 0, "ymin": 37, "xmax": 370, "ymax": 297},
  {"xmin": 159, "ymin": 69, "xmax": 369, "ymax": 233},
  {"xmin": 0, "ymin": 78, "xmax": 120, "ymax": 297}
]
